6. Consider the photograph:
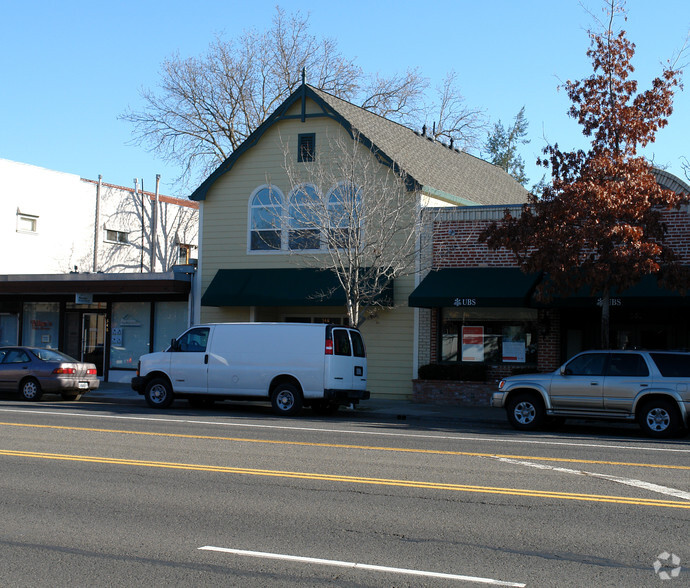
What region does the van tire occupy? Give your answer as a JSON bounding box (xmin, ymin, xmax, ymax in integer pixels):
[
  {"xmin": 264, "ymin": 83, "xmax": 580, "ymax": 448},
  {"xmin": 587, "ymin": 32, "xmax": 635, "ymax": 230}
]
[
  {"xmin": 271, "ymin": 383, "xmax": 303, "ymax": 416},
  {"xmin": 145, "ymin": 377, "xmax": 174, "ymax": 409}
]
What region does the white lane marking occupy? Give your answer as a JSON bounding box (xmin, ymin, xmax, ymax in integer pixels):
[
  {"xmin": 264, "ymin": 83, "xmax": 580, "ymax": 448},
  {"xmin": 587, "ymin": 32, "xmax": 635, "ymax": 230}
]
[
  {"xmin": 1, "ymin": 406, "xmax": 689, "ymax": 454},
  {"xmin": 198, "ymin": 546, "xmax": 526, "ymax": 586},
  {"xmin": 491, "ymin": 456, "xmax": 690, "ymax": 501}
]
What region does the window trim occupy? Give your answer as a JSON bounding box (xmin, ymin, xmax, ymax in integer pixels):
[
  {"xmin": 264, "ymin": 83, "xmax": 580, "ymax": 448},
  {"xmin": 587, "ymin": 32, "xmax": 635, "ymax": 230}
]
[
  {"xmin": 16, "ymin": 211, "xmax": 38, "ymax": 234},
  {"xmin": 104, "ymin": 228, "xmax": 129, "ymax": 244},
  {"xmin": 248, "ymin": 184, "xmax": 286, "ymax": 253},
  {"xmin": 298, "ymin": 133, "xmax": 316, "ymax": 163}
]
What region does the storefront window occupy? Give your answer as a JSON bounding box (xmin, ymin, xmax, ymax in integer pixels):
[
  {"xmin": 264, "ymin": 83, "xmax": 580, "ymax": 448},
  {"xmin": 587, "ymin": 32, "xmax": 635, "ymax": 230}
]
[
  {"xmin": 0, "ymin": 314, "xmax": 19, "ymax": 346},
  {"xmin": 153, "ymin": 301, "xmax": 188, "ymax": 351},
  {"xmin": 22, "ymin": 303, "xmax": 60, "ymax": 348},
  {"xmin": 110, "ymin": 302, "xmax": 151, "ymax": 370},
  {"xmin": 440, "ymin": 307, "xmax": 538, "ymax": 365}
]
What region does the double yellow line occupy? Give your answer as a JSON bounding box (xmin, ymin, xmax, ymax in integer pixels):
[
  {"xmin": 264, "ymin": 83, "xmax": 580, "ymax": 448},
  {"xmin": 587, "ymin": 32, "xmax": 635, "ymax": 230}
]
[{"xmin": 1, "ymin": 448, "xmax": 689, "ymax": 509}]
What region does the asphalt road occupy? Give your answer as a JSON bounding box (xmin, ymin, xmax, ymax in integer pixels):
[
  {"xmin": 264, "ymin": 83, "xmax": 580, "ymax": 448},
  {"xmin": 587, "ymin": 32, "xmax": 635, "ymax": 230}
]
[{"xmin": 0, "ymin": 396, "xmax": 688, "ymax": 587}]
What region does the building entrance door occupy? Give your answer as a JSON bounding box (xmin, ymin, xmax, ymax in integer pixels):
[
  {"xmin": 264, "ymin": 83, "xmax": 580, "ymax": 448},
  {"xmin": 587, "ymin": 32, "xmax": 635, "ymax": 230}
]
[{"xmin": 82, "ymin": 313, "xmax": 106, "ymax": 376}]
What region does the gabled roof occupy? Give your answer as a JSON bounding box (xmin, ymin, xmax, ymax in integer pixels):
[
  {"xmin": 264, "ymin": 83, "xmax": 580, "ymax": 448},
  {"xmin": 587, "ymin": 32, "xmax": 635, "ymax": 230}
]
[{"xmin": 190, "ymin": 84, "xmax": 528, "ymax": 205}]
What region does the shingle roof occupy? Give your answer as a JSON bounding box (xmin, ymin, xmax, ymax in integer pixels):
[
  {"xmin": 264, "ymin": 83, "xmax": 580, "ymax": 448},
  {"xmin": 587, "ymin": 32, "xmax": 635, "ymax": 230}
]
[
  {"xmin": 308, "ymin": 86, "xmax": 528, "ymax": 206},
  {"xmin": 191, "ymin": 84, "xmax": 528, "ymax": 205}
]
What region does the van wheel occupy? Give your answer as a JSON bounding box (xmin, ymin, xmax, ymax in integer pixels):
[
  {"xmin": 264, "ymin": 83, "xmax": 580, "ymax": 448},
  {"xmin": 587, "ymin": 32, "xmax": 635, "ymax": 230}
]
[
  {"xmin": 638, "ymin": 399, "xmax": 681, "ymax": 438},
  {"xmin": 506, "ymin": 392, "xmax": 545, "ymax": 431},
  {"xmin": 271, "ymin": 383, "xmax": 303, "ymax": 416},
  {"xmin": 145, "ymin": 377, "xmax": 174, "ymax": 409}
]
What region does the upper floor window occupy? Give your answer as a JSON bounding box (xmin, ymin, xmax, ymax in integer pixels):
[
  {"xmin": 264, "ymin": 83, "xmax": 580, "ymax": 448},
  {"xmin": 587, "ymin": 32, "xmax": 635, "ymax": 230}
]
[
  {"xmin": 16, "ymin": 211, "xmax": 38, "ymax": 234},
  {"xmin": 298, "ymin": 133, "xmax": 315, "ymax": 162},
  {"xmin": 327, "ymin": 183, "xmax": 362, "ymax": 248},
  {"xmin": 249, "ymin": 186, "xmax": 284, "ymax": 251},
  {"xmin": 105, "ymin": 229, "xmax": 129, "ymax": 244},
  {"xmin": 288, "ymin": 185, "xmax": 321, "ymax": 250}
]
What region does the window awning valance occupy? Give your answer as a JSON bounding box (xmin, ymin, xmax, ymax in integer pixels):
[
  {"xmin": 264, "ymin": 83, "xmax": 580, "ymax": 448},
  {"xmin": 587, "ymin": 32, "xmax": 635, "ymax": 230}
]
[
  {"xmin": 408, "ymin": 268, "xmax": 541, "ymax": 308},
  {"xmin": 201, "ymin": 268, "xmax": 393, "ymax": 307}
]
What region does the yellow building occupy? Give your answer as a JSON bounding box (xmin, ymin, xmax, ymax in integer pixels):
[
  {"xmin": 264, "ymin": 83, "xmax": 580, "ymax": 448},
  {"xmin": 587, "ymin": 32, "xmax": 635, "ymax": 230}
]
[{"xmin": 190, "ymin": 83, "xmax": 526, "ymax": 399}]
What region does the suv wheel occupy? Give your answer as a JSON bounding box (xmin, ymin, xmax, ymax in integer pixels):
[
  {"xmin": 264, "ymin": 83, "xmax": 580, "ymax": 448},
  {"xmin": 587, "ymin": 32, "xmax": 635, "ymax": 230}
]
[
  {"xmin": 638, "ymin": 399, "xmax": 681, "ymax": 438},
  {"xmin": 506, "ymin": 392, "xmax": 545, "ymax": 431}
]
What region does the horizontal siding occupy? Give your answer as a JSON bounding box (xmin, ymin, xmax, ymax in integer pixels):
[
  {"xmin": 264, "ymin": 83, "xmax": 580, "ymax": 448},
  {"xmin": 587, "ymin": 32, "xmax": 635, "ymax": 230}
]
[{"xmin": 198, "ymin": 103, "xmax": 424, "ymax": 399}]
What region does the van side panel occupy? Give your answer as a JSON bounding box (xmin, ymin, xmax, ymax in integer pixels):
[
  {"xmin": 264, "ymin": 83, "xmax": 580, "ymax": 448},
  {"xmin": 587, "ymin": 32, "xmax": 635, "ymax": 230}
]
[{"xmin": 205, "ymin": 324, "xmax": 326, "ymax": 399}]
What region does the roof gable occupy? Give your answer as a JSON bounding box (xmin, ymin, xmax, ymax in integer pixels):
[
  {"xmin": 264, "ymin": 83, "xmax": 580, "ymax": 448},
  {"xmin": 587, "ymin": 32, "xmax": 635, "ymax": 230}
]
[{"xmin": 190, "ymin": 84, "xmax": 528, "ymax": 206}]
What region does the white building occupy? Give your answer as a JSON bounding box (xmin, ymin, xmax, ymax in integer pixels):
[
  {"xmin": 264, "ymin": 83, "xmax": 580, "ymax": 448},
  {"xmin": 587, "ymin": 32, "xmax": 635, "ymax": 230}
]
[{"xmin": 0, "ymin": 159, "xmax": 199, "ymax": 383}]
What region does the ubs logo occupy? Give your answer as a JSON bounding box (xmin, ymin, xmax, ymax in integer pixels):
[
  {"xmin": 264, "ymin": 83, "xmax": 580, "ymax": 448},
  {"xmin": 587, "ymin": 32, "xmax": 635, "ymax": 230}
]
[
  {"xmin": 596, "ymin": 298, "xmax": 622, "ymax": 307},
  {"xmin": 454, "ymin": 298, "xmax": 477, "ymax": 307}
]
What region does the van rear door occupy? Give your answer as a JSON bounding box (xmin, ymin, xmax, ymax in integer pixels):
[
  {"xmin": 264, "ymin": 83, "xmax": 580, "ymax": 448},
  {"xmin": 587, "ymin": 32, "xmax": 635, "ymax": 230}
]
[{"xmin": 326, "ymin": 327, "xmax": 367, "ymax": 391}]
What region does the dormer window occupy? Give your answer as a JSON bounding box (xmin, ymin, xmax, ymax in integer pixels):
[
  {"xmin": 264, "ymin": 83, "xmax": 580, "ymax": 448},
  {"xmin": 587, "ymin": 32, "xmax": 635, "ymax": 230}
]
[{"xmin": 298, "ymin": 133, "xmax": 315, "ymax": 162}]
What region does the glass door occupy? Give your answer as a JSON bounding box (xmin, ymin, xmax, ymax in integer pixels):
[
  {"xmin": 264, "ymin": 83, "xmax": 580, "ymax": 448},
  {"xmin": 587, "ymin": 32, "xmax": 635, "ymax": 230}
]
[{"xmin": 82, "ymin": 313, "xmax": 106, "ymax": 376}]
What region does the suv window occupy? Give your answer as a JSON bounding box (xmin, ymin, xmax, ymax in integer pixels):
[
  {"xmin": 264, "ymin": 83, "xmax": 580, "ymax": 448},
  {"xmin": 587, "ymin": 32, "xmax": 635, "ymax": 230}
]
[
  {"xmin": 650, "ymin": 353, "xmax": 690, "ymax": 377},
  {"xmin": 350, "ymin": 330, "xmax": 366, "ymax": 358},
  {"xmin": 565, "ymin": 353, "xmax": 606, "ymax": 376},
  {"xmin": 607, "ymin": 353, "xmax": 649, "ymax": 377}
]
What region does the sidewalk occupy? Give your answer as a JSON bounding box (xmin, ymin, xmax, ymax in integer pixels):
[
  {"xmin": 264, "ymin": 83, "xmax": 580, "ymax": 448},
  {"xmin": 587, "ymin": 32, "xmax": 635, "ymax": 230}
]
[{"xmin": 87, "ymin": 381, "xmax": 503, "ymax": 425}]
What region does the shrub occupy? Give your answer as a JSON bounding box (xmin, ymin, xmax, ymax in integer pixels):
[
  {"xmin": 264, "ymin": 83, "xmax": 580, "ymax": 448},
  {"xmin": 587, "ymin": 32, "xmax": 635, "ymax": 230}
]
[{"xmin": 417, "ymin": 363, "xmax": 487, "ymax": 382}]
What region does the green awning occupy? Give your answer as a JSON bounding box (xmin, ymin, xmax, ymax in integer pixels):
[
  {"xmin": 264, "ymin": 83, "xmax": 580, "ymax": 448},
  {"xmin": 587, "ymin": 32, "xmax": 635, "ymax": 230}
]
[
  {"xmin": 541, "ymin": 274, "xmax": 690, "ymax": 307},
  {"xmin": 408, "ymin": 268, "xmax": 541, "ymax": 308},
  {"xmin": 202, "ymin": 268, "xmax": 393, "ymax": 307}
]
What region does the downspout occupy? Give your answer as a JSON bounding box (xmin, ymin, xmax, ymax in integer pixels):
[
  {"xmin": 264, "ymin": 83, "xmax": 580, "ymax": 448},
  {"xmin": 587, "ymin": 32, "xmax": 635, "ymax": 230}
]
[
  {"xmin": 134, "ymin": 179, "xmax": 143, "ymax": 272},
  {"xmin": 93, "ymin": 175, "xmax": 101, "ymax": 272},
  {"xmin": 151, "ymin": 174, "xmax": 160, "ymax": 272}
]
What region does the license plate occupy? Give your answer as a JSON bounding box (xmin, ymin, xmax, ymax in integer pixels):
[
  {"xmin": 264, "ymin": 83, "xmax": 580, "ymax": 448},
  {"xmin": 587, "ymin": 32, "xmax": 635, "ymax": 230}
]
[{"xmin": 78, "ymin": 382, "xmax": 89, "ymax": 390}]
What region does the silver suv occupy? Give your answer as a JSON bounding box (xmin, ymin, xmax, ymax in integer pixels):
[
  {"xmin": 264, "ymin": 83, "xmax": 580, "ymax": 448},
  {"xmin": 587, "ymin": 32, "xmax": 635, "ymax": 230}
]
[{"xmin": 492, "ymin": 350, "xmax": 690, "ymax": 437}]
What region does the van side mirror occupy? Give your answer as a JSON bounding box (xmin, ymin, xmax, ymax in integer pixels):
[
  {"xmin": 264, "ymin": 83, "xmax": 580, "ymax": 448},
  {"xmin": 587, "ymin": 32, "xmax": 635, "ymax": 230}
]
[{"xmin": 170, "ymin": 338, "xmax": 180, "ymax": 352}]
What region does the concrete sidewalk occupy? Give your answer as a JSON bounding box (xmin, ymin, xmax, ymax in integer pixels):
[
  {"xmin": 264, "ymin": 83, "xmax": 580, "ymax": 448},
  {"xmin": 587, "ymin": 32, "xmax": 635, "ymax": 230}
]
[{"xmin": 87, "ymin": 381, "xmax": 503, "ymax": 425}]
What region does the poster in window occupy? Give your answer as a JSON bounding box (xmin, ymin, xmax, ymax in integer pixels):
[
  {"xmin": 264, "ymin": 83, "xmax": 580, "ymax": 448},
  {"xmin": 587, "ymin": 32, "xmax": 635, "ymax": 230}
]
[
  {"xmin": 502, "ymin": 341, "xmax": 526, "ymax": 363},
  {"xmin": 502, "ymin": 326, "xmax": 526, "ymax": 363},
  {"xmin": 462, "ymin": 326, "xmax": 484, "ymax": 362}
]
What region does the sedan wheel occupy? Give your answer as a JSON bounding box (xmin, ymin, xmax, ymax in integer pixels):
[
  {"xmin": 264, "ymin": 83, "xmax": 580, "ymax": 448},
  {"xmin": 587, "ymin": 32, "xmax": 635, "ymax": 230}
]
[{"xmin": 20, "ymin": 378, "xmax": 43, "ymax": 401}]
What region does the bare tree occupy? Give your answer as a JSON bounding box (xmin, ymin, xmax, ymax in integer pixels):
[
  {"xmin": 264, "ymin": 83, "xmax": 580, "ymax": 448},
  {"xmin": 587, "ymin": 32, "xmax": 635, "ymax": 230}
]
[
  {"xmin": 272, "ymin": 130, "xmax": 433, "ymax": 327},
  {"xmin": 422, "ymin": 71, "xmax": 488, "ymax": 151},
  {"xmin": 121, "ymin": 8, "xmax": 485, "ymax": 189}
]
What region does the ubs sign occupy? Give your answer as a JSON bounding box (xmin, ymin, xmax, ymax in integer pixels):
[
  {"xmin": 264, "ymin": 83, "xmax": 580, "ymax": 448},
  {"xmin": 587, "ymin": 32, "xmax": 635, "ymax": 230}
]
[{"xmin": 454, "ymin": 298, "xmax": 477, "ymax": 307}]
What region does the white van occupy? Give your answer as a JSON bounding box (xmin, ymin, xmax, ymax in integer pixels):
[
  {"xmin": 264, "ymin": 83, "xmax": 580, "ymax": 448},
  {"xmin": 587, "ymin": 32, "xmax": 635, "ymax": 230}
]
[{"xmin": 131, "ymin": 323, "xmax": 369, "ymax": 415}]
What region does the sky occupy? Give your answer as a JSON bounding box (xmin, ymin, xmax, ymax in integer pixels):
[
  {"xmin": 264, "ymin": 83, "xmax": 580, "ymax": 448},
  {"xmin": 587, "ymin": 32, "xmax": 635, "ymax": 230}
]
[{"xmin": 2, "ymin": 0, "xmax": 689, "ymax": 197}]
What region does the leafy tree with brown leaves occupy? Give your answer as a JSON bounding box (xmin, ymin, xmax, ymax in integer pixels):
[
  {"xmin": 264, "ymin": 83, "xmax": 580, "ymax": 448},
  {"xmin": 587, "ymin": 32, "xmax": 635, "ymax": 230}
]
[{"xmin": 480, "ymin": 2, "xmax": 686, "ymax": 348}]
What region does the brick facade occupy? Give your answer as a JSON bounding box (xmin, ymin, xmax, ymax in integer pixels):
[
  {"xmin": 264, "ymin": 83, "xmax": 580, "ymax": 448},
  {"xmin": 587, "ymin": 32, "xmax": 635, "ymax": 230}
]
[{"xmin": 415, "ymin": 202, "xmax": 690, "ymax": 406}]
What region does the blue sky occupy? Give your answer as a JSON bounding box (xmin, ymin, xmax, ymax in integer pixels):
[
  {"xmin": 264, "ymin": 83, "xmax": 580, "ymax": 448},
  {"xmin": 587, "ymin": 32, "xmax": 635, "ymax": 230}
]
[{"xmin": 2, "ymin": 0, "xmax": 688, "ymax": 196}]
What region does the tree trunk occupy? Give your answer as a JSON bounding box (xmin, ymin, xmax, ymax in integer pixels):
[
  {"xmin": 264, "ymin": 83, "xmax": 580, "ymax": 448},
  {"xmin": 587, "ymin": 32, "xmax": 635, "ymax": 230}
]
[{"xmin": 600, "ymin": 288, "xmax": 610, "ymax": 349}]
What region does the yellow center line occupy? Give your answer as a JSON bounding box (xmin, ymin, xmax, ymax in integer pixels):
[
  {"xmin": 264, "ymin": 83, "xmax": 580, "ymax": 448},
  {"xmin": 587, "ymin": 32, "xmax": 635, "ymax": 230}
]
[
  {"xmin": 0, "ymin": 421, "xmax": 686, "ymax": 471},
  {"xmin": 1, "ymin": 448, "xmax": 689, "ymax": 509}
]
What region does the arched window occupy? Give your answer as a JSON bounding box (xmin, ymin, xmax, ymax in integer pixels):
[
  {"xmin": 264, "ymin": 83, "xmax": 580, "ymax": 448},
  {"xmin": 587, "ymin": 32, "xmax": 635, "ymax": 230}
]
[
  {"xmin": 288, "ymin": 185, "xmax": 321, "ymax": 250},
  {"xmin": 327, "ymin": 183, "xmax": 362, "ymax": 248},
  {"xmin": 249, "ymin": 186, "xmax": 284, "ymax": 251}
]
